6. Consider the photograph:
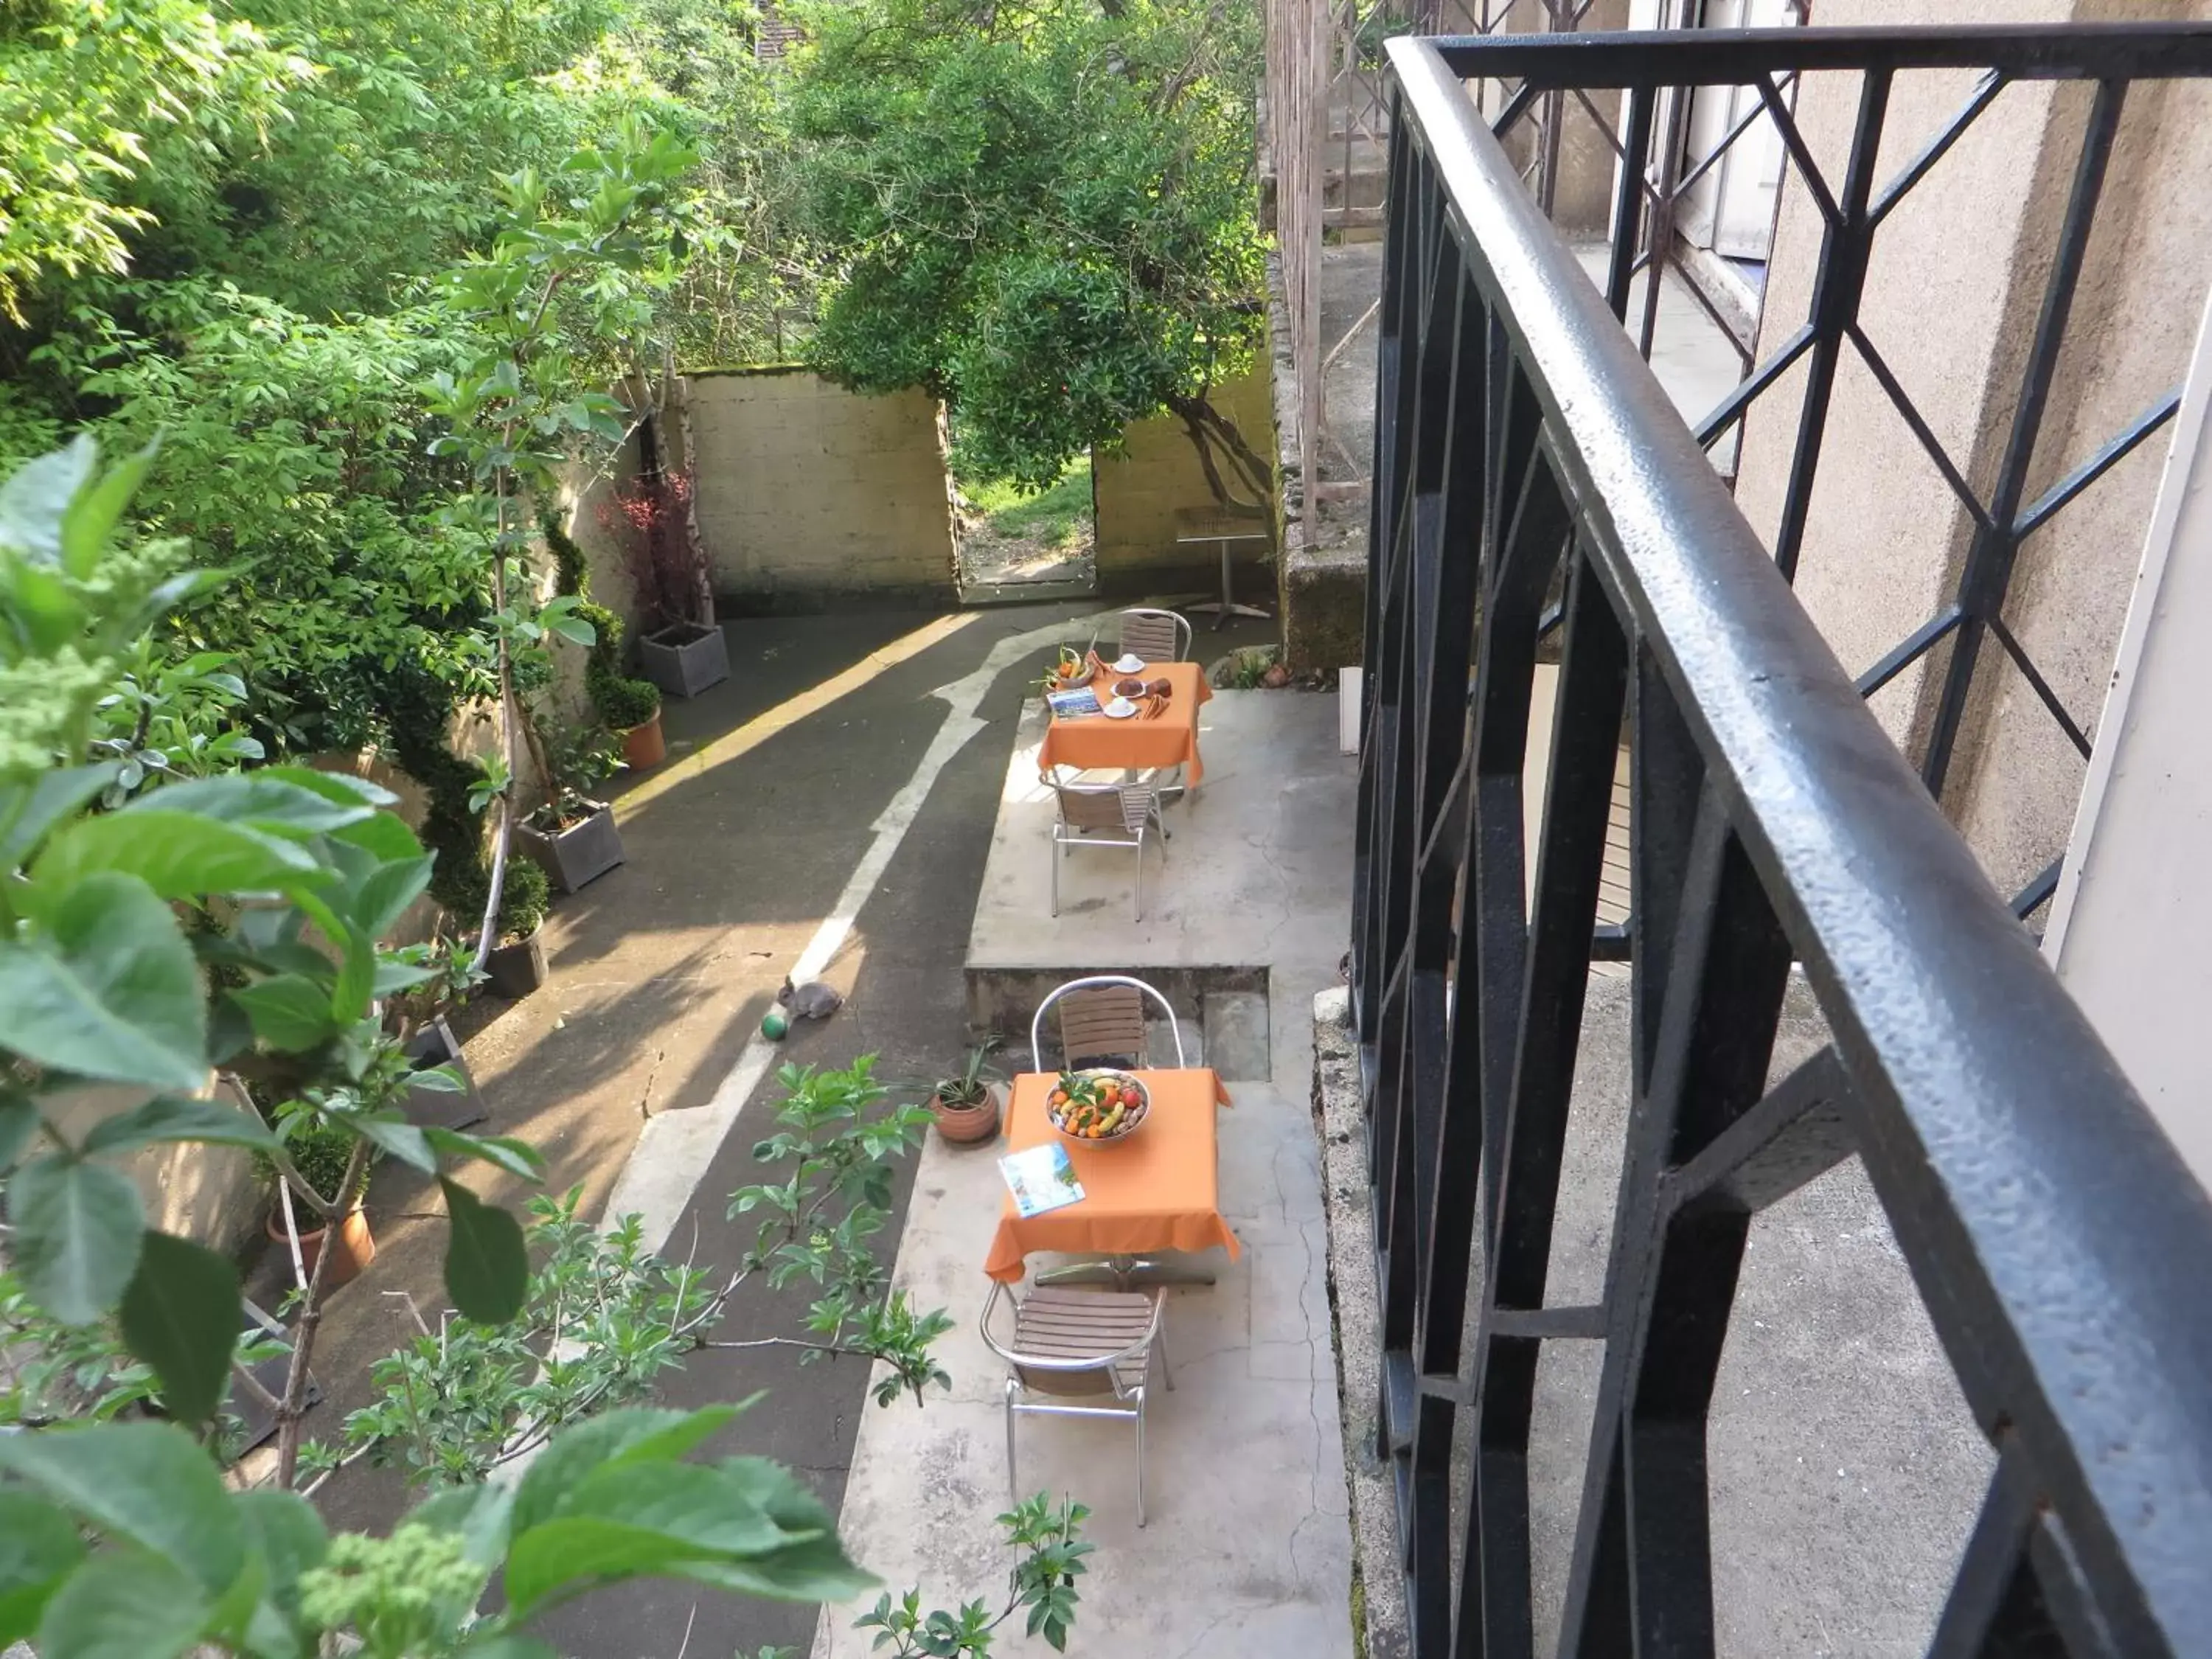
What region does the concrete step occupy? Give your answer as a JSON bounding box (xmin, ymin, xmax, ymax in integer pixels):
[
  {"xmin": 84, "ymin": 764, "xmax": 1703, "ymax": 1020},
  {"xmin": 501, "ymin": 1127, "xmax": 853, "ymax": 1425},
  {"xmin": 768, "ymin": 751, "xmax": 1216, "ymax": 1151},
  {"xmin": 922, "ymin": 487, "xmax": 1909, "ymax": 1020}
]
[{"xmin": 1202, "ymin": 990, "xmax": 1272, "ymax": 1081}]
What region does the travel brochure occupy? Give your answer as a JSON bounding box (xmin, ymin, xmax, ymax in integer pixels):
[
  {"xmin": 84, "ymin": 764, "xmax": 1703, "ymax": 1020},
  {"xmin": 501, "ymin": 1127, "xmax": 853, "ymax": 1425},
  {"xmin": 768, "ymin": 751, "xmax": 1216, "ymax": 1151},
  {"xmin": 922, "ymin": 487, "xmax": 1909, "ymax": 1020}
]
[
  {"xmin": 1046, "ymin": 686, "xmax": 1102, "ymax": 719},
  {"xmin": 999, "ymin": 1143, "xmax": 1085, "ymax": 1217}
]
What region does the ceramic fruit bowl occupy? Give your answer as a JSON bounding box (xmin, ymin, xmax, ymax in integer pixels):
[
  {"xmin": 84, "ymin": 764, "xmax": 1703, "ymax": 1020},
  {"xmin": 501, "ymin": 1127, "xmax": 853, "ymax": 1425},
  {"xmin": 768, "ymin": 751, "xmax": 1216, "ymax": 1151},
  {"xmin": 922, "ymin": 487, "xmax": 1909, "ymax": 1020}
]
[{"xmin": 1046, "ymin": 1068, "xmax": 1150, "ymax": 1144}]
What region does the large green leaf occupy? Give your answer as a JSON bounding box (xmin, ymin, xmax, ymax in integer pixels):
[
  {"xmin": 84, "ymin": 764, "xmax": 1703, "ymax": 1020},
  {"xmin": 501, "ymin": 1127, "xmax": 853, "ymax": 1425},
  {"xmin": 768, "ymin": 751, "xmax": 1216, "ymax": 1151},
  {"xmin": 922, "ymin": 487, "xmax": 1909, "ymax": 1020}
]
[
  {"xmin": 409, "ymin": 1481, "xmax": 516, "ymax": 1569},
  {"xmin": 440, "ymin": 1176, "xmax": 527, "ymax": 1323},
  {"xmin": 253, "ymin": 766, "xmax": 396, "ymax": 810},
  {"xmin": 348, "ymin": 853, "xmax": 434, "ymax": 942},
  {"xmin": 8, "ymin": 1155, "xmax": 145, "ymax": 1324},
  {"xmin": 349, "ymin": 1113, "xmax": 434, "ymax": 1172},
  {"xmin": 118, "ymin": 1231, "xmax": 240, "ymax": 1425},
  {"xmin": 60, "ymin": 441, "xmax": 155, "ymax": 579},
  {"xmin": 0, "ymin": 1422, "xmax": 246, "ymax": 1593},
  {"xmin": 503, "ymin": 1458, "xmax": 867, "ymax": 1619},
  {"xmin": 124, "ymin": 774, "xmax": 375, "ymax": 838},
  {"xmin": 0, "ymin": 1092, "xmax": 40, "ymax": 1174},
  {"xmin": 423, "ymin": 1127, "xmax": 543, "ymax": 1182},
  {"xmin": 230, "ymin": 1489, "xmax": 327, "ymax": 1622},
  {"xmin": 0, "ymin": 874, "xmax": 208, "ymax": 1091},
  {"xmin": 0, "ymin": 1490, "xmax": 86, "ymax": 1644},
  {"xmin": 668, "ymin": 1529, "xmax": 877, "ymax": 1604},
  {"xmin": 0, "ymin": 436, "xmax": 94, "ymax": 562},
  {"xmin": 35, "ymin": 1548, "xmax": 209, "ymax": 1659},
  {"xmin": 0, "ymin": 764, "xmax": 119, "ymax": 870},
  {"xmin": 508, "ymin": 1406, "xmax": 742, "ymax": 1541},
  {"xmin": 227, "ymin": 975, "xmax": 335, "ymax": 1051},
  {"xmin": 80, "ymin": 1093, "xmax": 278, "ymax": 1156},
  {"xmin": 35, "ymin": 810, "xmax": 326, "ymax": 902}
]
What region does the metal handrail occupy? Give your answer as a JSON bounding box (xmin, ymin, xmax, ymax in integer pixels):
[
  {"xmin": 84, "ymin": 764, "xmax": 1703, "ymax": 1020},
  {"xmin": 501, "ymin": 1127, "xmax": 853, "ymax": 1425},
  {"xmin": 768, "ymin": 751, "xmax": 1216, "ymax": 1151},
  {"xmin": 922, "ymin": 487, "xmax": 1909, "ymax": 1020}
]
[{"xmin": 1360, "ymin": 30, "xmax": 2212, "ymax": 1655}]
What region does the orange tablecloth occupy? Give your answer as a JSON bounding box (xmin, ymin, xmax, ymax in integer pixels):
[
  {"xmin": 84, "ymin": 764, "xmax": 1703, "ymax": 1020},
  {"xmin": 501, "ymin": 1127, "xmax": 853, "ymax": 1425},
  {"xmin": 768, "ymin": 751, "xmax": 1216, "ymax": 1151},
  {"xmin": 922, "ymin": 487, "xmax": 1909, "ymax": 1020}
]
[
  {"xmin": 984, "ymin": 1068, "xmax": 1239, "ymax": 1283},
  {"xmin": 1036, "ymin": 660, "xmax": 1211, "ymax": 787}
]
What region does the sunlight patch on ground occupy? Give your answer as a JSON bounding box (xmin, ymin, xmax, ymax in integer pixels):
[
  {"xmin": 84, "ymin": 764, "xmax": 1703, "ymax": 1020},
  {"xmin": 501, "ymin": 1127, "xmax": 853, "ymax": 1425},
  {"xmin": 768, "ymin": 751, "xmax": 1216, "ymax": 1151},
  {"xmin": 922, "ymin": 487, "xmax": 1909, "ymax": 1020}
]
[{"xmin": 613, "ymin": 613, "xmax": 980, "ymax": 823}]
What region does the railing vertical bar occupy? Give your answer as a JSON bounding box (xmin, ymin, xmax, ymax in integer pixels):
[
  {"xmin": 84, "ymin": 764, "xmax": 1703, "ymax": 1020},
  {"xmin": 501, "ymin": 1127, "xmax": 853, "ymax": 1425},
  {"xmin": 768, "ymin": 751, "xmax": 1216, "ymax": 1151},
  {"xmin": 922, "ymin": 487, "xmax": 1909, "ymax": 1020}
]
[
  {"xmin": 1769, "ymin": 66, "xmax": 1893, "ymax": 582},
  {"xmin": 1922, "ymin": 77, "xmax": 2129, "ymax": 793},
  {"xmin": 1604, "ymin": 86, "xmax": 1657, "ymax": 322}
]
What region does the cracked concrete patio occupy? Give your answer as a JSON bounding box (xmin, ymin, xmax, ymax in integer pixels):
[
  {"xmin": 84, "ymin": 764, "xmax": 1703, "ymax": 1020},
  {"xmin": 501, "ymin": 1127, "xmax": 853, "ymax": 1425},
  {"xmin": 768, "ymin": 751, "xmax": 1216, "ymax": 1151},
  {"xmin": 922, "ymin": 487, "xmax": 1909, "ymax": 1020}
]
[{"xmin": 815, "ymin": 686, "xmax": 1358, "ymax": 1657}]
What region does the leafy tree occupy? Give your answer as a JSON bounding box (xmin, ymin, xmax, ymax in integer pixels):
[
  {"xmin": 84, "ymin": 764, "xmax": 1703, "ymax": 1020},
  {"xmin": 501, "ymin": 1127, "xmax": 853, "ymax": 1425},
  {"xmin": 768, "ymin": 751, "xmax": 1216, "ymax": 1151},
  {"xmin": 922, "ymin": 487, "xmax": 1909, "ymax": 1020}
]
[
  {"xmin": 0, "ymin": 439, "xmax": 1098, "ymax": 1659},
  {"xmin": 785, "ymin": 0, "xmax": 1270, "ymax": 503},
  {"xmin": 0, "ymin": 0, "xmax": 302, "ymax": 323}
]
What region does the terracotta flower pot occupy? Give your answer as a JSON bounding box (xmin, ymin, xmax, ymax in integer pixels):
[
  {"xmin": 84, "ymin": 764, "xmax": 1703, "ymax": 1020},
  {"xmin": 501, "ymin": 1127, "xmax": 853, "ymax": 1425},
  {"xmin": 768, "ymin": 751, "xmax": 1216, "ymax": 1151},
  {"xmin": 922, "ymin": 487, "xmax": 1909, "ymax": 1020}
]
[
  {"xmin": 267, "ymin": 1203, "xmax": 376, "ymax": 1288},
  {"xmin": 622, "ymin": 710, "xmax": 667, "ymax": 771},
  {"xmin": 931, "ymin": 1082, "xmax": 1003, "ymax": 1144}
]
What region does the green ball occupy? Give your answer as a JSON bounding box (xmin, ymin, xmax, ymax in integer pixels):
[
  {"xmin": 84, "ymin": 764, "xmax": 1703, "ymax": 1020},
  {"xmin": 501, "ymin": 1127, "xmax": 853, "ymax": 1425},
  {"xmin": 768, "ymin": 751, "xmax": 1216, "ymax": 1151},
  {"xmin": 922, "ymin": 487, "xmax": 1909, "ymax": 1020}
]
[{"xmin": 762, "ymin": 1009, "xmax": 790, "ymax": 1041}]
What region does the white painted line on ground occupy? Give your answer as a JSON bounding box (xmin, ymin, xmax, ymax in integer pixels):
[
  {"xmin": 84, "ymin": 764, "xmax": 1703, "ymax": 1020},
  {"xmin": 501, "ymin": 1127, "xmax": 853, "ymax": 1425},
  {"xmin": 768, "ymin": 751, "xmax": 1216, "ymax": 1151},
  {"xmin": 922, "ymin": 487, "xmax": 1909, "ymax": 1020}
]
[{"xmin": 603, "ymin": 608, "xmax": 1112, "ymax": 1251}]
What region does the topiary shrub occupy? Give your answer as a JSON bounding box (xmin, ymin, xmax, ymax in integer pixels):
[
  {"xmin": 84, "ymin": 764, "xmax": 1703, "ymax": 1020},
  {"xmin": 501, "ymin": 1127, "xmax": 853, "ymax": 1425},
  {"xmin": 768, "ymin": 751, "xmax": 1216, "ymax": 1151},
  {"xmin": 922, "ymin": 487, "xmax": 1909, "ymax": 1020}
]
[{"xmin": 545, "ymin": 512, "xmax": 661, "ymax": 731}]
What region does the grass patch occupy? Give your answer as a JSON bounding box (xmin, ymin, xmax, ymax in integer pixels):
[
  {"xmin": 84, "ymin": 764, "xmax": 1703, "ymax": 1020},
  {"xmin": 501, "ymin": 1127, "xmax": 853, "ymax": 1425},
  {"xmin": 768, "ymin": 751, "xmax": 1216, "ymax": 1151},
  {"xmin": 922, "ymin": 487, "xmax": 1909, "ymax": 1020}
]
[{"xmin": 961, "ymin": 456, "xmax": 1093, "ymax": 546}]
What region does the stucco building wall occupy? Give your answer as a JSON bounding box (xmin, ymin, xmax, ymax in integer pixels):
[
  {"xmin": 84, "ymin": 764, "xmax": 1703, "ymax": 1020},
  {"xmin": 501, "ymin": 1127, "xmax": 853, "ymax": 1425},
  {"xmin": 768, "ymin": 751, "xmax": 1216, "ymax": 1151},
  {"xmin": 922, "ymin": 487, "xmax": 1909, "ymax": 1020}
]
[
  {"xmin": 1732, "ymin": 0, "xmax": 2212, "ymax": 898},
  {"xmin": 686, "ymin": 369, "xmax": 958, "ymax": 610},
  {"xmin": 1093, "ymin": 360, "xmax": 1278, "ymax": 595}
]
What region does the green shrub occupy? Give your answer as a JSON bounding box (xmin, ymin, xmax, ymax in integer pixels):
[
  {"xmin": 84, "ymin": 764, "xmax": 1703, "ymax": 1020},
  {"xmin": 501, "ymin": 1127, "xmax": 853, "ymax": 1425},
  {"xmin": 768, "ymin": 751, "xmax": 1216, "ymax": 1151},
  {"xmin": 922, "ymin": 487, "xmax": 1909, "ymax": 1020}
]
[
  {"xmin": 592, "ymin": 667, "xmax": 661, "ymax": 728},
  {"xmin": 262, "ymin": 1118, "xmax": 359, "ymax": 1209},
  {"xmin": 500, "ymin": 860, "xmax": 551, "ymax": 941},
  {"xmin": 549, "ymin": 516, "xmax": 662, "ymax": 730}
]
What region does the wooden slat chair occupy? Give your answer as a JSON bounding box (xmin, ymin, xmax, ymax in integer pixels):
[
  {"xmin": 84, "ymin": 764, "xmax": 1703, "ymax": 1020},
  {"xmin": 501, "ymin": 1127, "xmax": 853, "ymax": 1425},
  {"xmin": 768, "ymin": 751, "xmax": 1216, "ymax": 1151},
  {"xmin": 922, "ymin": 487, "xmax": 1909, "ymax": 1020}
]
[
  {"xmin": 1116, "ymin": 608, "xmax": 1192, "ymax": 664},
  {"xmin": 1048, "ymin": 775, "xmax": 1167, "ymax": 921},
  {"xmin": 1030, "ymin": 975, "xmax": 1187, "ymax": 1074},
  {"xmin": 981, "ymin": 1281, "xmax": 1172, "ymax": 1524}
]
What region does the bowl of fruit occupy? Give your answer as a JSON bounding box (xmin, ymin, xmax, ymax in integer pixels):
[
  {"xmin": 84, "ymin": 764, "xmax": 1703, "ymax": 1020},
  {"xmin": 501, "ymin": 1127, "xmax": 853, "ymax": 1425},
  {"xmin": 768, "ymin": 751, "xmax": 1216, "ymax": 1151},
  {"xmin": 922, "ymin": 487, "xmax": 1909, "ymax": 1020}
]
[{"xmin": 1046, "ymin": 1069, "xmax": 1150, "ymax": 1144}]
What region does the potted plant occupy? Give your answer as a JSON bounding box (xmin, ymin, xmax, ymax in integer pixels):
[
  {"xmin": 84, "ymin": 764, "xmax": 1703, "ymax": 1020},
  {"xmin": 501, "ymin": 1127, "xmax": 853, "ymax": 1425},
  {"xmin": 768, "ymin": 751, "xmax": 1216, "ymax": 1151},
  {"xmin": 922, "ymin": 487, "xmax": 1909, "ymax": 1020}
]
[
  {"xmin": 596, "ymin": 658, "xmax": 665, "ymax": 771},
  {"xmin": 483, "ymin": 860, "xmax": 552, "ymax": 998},
  {"xmin": 611, "ymin": 459, "xmax": 728, "ymax": 699},
  {"xmin": 385, "ymin": 939, "xmax": 490, "ymax": 1130},
  {"xmin": 516, "ymin": 722, "xmax": 626, "ymax": 894},
  {"xmin": 261, "ymin": 1117, "xmax": 377, "ymax": 1286},
  {"xmin": 929, "ymin": 1040, "xmax": 1005, "ymax": 1144}
]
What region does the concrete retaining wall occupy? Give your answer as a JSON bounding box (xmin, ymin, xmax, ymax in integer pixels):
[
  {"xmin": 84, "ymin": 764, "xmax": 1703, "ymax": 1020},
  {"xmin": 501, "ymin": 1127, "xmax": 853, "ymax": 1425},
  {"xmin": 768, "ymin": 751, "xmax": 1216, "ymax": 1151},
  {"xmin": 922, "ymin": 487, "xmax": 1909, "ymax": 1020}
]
[
  {"xmin": 1093, "ymin": 360, "xmax": 1279, "ymax": 595},
  {"xmin": 686, "ymin": 369, "xmax": 958, "ymax": 611}
]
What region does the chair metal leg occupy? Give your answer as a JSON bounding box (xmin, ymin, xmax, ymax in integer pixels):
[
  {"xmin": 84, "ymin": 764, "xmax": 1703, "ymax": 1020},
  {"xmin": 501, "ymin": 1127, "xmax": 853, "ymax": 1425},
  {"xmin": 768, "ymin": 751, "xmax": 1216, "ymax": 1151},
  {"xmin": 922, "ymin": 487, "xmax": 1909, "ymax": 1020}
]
[
  {"xmin": 1157, "ymin": 1324, "xmax": 1174, "ymax": 1391},
  {"xmin": 1050, "ymin": 837, "xmax": 1060, "ymax": 917},
  {"xmin": 1004, "ymin": 1377, "xmax": 1020, "ymax": 1509},
  {"xmin": 1132, "ymin": 840, "xmax": 1143, "ymax": 922},
  {"xmin": 1135, "ymin": 1393, "xmax": 1147, "ymax": 1527}
]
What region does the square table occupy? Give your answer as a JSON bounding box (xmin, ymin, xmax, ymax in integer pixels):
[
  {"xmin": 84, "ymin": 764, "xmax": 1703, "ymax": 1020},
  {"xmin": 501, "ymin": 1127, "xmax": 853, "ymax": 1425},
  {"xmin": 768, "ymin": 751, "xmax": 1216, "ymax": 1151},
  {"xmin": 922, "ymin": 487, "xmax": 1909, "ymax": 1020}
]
[
  {"xmin": 984, "ymin": 1068, "xmax": 1239, "ymax": 1283},
  {"xmin": 1035, "ymin": 659, "xmax": 1211, "ymax": 788}
]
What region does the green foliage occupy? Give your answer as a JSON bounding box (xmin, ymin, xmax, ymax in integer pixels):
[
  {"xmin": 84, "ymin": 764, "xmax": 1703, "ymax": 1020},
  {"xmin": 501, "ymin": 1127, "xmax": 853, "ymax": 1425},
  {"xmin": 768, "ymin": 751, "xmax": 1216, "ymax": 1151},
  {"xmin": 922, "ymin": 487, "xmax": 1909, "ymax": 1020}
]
[
  {"xmin": 495, "ymin": 857, "xmax": 551, "ymax": 942},
  {"xmin": 0, "ymin": 439, "xmax": 533, "ymax": 1428},
  {"xmin": 544, "ymin": 508, "xmax": 663, "ymax": 733},
  {"xmin": 731, "ymin": 1058, "xmax": 954, "ymax": 1408},
  {"xmin": 271, "ymin": 1114, "xmax": 355, "ymax": 1207},
  {"xmin": 337, "ymin": 1194, "xmax": 717, "ymax": 1488},
  {"xmin": 529, "ymin": 717, "xmax": 623, "ymax": 832},
  {"xmin": 854, "ymin": 1496, "xmax": 1093, "ymax": 1657},
  {"xmin": 788, "ymin": 0, "xmax": 1267, "ymax": 495},
  {"xmin": 0, "ymin": 1405, "xmax": 873, "ymax": 1659},
  {"xmin": 0, "ymin": 0, "xmax": 304, "ymax": 322},
  {"xmin": 961, "ymin": 456, "xmax": 1093, "ymax": 549}
]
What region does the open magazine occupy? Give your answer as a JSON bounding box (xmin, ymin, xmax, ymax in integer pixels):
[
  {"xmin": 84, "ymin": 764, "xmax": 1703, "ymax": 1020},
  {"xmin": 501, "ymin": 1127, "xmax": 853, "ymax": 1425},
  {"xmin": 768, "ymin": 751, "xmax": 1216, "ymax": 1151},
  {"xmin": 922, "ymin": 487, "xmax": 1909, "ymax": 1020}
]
[
  {"xmin": 1046, "ymin": 686, "xmax": 1102, "ymax": 719},
  {"xmin": 1000, "ymin": 1143, "xmax": 1085, "ymax": 1217}
]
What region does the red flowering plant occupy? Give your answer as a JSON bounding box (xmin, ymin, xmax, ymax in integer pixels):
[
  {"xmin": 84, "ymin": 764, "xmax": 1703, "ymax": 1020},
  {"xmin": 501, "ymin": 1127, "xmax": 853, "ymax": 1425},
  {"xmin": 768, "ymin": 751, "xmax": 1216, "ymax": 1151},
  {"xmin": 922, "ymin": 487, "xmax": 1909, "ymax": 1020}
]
[{"xmin": 605, "ymin": 465, "xmax": 712, "ymax": 635}]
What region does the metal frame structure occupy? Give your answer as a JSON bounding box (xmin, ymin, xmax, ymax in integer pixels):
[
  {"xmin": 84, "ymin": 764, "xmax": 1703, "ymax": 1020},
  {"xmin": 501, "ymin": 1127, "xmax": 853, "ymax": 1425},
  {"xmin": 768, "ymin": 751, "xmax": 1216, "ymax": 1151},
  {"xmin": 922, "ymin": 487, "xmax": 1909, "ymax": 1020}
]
[
  {"xmin": 1353, "ymin": 24, "xmax": 2212, "ymax": 1659},
  {"xmin": 1478, "ymin": 24, "xmax": 2198, "ymax": 922}
]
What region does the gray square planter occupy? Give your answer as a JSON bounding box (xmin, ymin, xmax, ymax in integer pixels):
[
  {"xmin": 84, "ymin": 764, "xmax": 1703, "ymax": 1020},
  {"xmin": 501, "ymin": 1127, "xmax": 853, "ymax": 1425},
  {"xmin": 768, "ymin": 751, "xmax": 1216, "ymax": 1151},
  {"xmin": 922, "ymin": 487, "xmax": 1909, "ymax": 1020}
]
[
  {"xmin": 640, "ymin": 622, "xmax": 729, "ymax": 698},
  {"xmin": 518, "ymin": 801, "xmax": 625, "ymax": 894},
  {"xmin": 403, "ymin": 1018, "xmax": 488, "ymax": 1130}
]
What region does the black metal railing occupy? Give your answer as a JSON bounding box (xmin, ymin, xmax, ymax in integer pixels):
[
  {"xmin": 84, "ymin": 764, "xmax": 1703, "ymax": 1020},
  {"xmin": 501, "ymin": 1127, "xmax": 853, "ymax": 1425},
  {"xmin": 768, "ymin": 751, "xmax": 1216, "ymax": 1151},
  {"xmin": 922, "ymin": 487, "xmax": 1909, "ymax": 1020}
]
[{"xmin": 1352, "ymin": 25, "xmax": 2212, "ymax": 1659}]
